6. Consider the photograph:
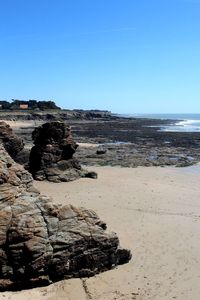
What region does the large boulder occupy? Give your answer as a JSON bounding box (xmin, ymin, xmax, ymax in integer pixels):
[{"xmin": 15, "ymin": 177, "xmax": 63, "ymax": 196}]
[
  {"xmin": 0, "ymin": 143, "xmax": 131, "ymax": 291},
  {"xmin": 29, "ymin": 121, "xmax": 95, "ymax": 182},
  {"xmin": 0, "ymin": 121, "xmax": 24, "ymax": 159}
]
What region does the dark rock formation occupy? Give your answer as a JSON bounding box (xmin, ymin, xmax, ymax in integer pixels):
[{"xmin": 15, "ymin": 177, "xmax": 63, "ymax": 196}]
[
  {"xmin": 29, "ymin": 121, "xmax": 96, "ymax": 182},
  {"xmin": 0, "ymin": 121, "xmax": 24, "ymax": 159},
  {"xmin": 96, "ymin": 148, "xmax": 107, "ymax": 155},
  {"xmin": 0, "ymin": 108, "xmax": 112, "ymax": 122},
  {"xmin": 0, "ymin": 143, "xmax": 131, "ymax": 291}
]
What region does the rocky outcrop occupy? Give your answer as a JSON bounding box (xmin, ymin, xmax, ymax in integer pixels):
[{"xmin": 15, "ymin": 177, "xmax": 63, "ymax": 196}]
[
  {"xmin": 29, "ymin": 121, "xmax": 96, "ymax": 182},
  {"xmin": 0, "ymin": 109, "xmax": 113, "ymax": 122},
  {"xmin": 0, "ymin": 121, "xmax": 24, "ymax": 159},
  {"xmin": 0, "ymin": 143, "xmax": 131, "ymax": 291}
]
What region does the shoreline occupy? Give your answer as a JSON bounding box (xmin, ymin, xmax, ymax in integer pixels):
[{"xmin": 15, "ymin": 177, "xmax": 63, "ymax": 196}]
[
  {"xmin": 2, "ymin": 118, "xmax": 200, "ymax": 168},
  {"xmin": 1, "ymin": 118, "xmax": 200, "ymax": 298}
]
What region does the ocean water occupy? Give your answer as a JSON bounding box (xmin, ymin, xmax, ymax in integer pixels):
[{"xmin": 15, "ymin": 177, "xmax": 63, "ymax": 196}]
[{"xmin": 120, "ymin": 113, "xmax": 200, "ymax": 133}]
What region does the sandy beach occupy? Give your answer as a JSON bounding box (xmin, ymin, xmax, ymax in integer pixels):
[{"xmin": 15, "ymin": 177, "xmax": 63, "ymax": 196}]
[
  {"xmin": 1, "ymin": 165, "xmax": 200, "ymax": 299},
  {"xmin": 1, "ymin": 120, "xmax": 40, "ymax": 128}
]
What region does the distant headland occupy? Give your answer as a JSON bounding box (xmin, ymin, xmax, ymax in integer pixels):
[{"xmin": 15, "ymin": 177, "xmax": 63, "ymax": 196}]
[
  {"xmin": 0, "ymin": 99, "xmax": 113, "ymax": 121},
  {"xmin": 0, "ymin": 99, "xmax": 60, "ymax": 110}
]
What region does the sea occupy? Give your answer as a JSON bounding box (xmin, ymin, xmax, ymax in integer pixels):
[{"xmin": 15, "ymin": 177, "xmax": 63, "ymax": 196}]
[{"xmin": 119, "ymin": 113, "xmax": 200, "ymax": 133}]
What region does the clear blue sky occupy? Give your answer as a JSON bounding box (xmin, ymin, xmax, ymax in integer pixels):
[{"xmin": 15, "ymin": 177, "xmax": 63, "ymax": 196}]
[{"xmin": 0, "ymin": 0, "xmax": 200, "ymax": 113}]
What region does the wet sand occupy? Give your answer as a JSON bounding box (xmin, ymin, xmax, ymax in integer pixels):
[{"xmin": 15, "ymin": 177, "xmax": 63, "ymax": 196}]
[{"xmin": 1, "ymin": 166, "xmax": 200, "ymax": 299}]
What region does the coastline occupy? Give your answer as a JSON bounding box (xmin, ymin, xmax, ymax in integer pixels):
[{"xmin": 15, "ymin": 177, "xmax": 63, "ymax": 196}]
[
  {"xmin": 2, "ymin": 116, "xmax": 200, "ymax": 168},
  {"xmin": 1, "ymin": 115, "xmax": 200, "ymax": 299}
]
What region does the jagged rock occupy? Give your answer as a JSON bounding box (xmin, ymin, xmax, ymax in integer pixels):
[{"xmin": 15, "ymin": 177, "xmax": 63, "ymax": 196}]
[
  {"xmin": 0, "ymin": 144, "xmax": 131, "ymax": 291},
  {"xmin": 82, "ymin": 171, "xmax": 98, "ymax": 179},
  {"xmin": 29, "ymin": 121, "xmax": 97, "ymax": 182},
  {"xmin": 96, "ymin": 148, "xmax": 107, "ymax": 155},
  {"xmin": 0, "ymin": 121, "xmax": 24, "ymax": 159}
]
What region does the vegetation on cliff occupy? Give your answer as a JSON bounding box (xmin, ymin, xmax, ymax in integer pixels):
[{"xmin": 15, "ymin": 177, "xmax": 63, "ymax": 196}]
[{"xmin": 0, "ymin": 99, "xmax": 60, "ymax": 110}]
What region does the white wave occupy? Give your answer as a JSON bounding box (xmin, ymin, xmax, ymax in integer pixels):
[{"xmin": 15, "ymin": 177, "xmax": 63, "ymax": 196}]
[
  {"xmin": 175, "ymin": 119, "xmax": 200, "ymax": 126},
  {"xmin": 161, "ymin": 124, "xmax": 200, "ymax": 132}
]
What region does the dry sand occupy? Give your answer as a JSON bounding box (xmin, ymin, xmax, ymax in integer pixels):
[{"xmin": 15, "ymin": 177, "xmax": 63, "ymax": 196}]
[
  {"xmin": 1, "ymin": 165, "xmax": 200, "ymax": 299},
  {"xmin": 1, "ymin": 120, "xmax": 40, "ymax": 128}
]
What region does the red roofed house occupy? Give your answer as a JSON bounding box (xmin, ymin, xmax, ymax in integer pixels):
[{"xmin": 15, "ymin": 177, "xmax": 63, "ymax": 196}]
[{"xmin": 19, "ymin": 104, "xmax": 28, "ymax": 109}]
